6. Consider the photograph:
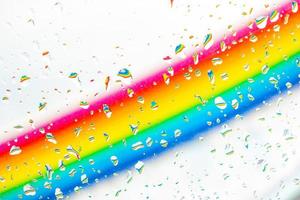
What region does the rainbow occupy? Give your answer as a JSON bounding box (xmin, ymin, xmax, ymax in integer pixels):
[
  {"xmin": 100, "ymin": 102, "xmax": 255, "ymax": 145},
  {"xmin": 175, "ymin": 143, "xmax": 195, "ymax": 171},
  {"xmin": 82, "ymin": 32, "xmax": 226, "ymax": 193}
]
[{"xmin": 0, "ymin": 1, "xmax": 300, "ymax": 199}]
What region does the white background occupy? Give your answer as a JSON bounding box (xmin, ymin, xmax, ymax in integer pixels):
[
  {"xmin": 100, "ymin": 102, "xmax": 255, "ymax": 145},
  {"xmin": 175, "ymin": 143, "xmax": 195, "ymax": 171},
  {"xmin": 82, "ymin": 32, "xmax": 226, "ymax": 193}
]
[{"xmin": 1, "ymin": 0, "xmax": 300, "ymax": 199}]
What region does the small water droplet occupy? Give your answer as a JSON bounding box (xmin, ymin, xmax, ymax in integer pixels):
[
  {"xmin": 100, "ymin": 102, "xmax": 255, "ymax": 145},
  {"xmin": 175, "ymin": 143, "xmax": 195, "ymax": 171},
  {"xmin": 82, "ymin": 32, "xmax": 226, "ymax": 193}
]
[
  {"xmin": 23, "ymin": 184, "xmax": 36, "ymax": 196},
  {"xmin": 9, "ymin": 145, "xmax": 22, "ymax": 155},
  {"xmin": 135, "ymin": 161, "xmax": 144, "ymax": 174},
  {"xmin": 214, "ymin": 97, "xmax": 227, "ymax": 109},
  {"xmin": 81, "ymin": 174, "xmax": 88, "ymax": 184},
  {"xmin": 110, "ymin": 156, "xmax": 119, "ymax": 166},
  {"xmin": 132, "ymin": 141, "xmax": 144, "ymax": 150}
]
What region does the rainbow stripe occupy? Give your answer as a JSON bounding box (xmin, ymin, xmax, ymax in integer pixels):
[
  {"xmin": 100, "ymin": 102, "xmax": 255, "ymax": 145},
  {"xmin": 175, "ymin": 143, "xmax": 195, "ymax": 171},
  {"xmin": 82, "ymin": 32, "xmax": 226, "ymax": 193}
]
[{"xmin": 0, "ymin": 1, "xmax": 300, "ymax": 199}]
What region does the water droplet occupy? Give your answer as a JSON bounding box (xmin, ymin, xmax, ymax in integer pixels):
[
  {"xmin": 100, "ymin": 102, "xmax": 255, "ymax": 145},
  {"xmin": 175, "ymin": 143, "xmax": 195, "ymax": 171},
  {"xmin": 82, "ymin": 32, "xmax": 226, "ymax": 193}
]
[
  {"xmin": 0, "ymin": 176, "xmax": 5, "ymax": 183},
  {"xmin": 129, "ymin": 124, "xmax": 138, "ymax": 135},
  {"xmin": 248, "ymin": 78, "xmax": 255, "ymax": 83},
  {"xmin": 127, "ymin": 88, "xmax": 134, "ymax": 97},
  {"xmin": 294, "ymin": 178, "xmax": 300, "ymax": 185},
  {"xmin": 103, "ymin": 132, "xmax": 110, "ymax": 141},
  {"xmin": 110, "ymin": 156, "xmax": 119, "ymax": 166},
  {"xmin": 20, "ymin": 75, "xmax": 30, "ymax": 83},
  {"xmin": 103, "ymin": 104, "xmax": 112, "ymax": 118},
  {"xmin": 163, "ymin": 73, "xmax": 170, "ymax": 85},
  {"xmin": 231, "ymin": 99, "xmax": 239, "ymax": 110},
  {"xmin": 243, "ymin": 64, "xmax": 250, "ymax": 71},
  {"xmin": 23, "ymin": 184, "xmax": 36, "ymax": 196},
  {"xmin": 88, "ymin": 135, "xmax": 95, "ymax": 142},
  {"xmin": 9, "ymin": 145, "xmax": 22, "ymax": 155},
  {"xmin": 175, "ymin": 44, "xmax": 185, "ymax": 54},
  {"xmin": 79, "ymin": 101, "xmax": 89, "ymax": 109},
  {"xmin": 161, "ymin": 130, "xmax": 167, "ymax": 137},
  {"xmin": 286, "ymin": 82, "xmax": 292, "ymax": 89},
  {"xmin": 146, "ymin": 137, "xmax": 153, "ymax": 147},
  {"xmin": 137, "ymin": 96, "xmax": 144, "ymax": 104},
  {"xmin": 44, "ymin": 182, "xmax": 52, "ymax": 189},
  {"xmin": 255, "ymin": 16, "xmax": 268, "ymax": 29},
  {"xmin": 183, "ymin": 115, "xmax": 189, "ymax": 122},
  {"xmin": 223, "ymin": 173, "xmax": 230, "ymax": 180},
  {"xmin": 118, "ymin": 68, "xmax": 132, "ymax": 79},
  {"xmin": 40, "ymin": 128, "xmax": 46, "ymax": 134},
  {"xmin": 261, "ymin": 65, "xmax": 270, "ymax": 74},
  {"xmin": 220, "ymin": 73, "xmax": 229, "ymax": 80},
  {"xmin": 69, "ymin": 168, "xmax": 77, "ymax": 177},
  {"xmin": 214, "ymin": 96, "xmax": 227, "ymax": 109},
  {"xmin": 220, "ymin": 41, "xmax": 227, "ymax": 52},
  {"xmin": 135, "ymin": 161, "xmax": 144, "ymax": 174},
  {"xmin": 220, "ymin": 124, "xmax": 232, "ymax": 136},
  {"xmin": 296, "ymin": 58, "xmax": 300, "ymax": 67},
  {"xmin": 167, "ymin": 66, "xmax": 174, "ymax": 76},
  {"xmin": 273, "ymin": 25, "xmax": 280, "ymax": 32},
  {"xmin": 58, "ymin": 160, "xmax": 65, "ymax": 171},
  {"xmin": 69, "ymin": 72, "xmax": 78, "ymax": 79},
  {"xmin": 55, "ymin": 188, "xmax": 64, "ymax": 200},
  {"xmin": 160, "ymin": 139, "xmax": 168, "ymax": 148},
  {"xmin": 270, "ymin": 10, "xmax": 279, "ymax": 22},
  {"xmin": 174, "ymin": 129, "xmax": 182, "ymax": 138},
  {"xmin": 105, "ymin": 76, "xmax": 110, "ymax": 90},
  {"xmin": 224, "ymin": 144, "xmax": 234, "ymax": 155},
  {"xmin": 81, "ymin": 174, "xmax": 88, "ymax": 184},
  {"xmin": 207, "ymin": 70, "xmax": 215, "ymax": 84},
  {"xmin": 115, "ymin": 189, "xmax": 122, "ymax": 197},
  {"xmin": 74, "ymin": 127, "xmax": 82, "ymax": 137},
  {"xmin": 262, "ymin": 163, "xmax": 268, "ymax": 172},
  {"xmin": 283, "ymin": 129, "xmax": 294, "ymax": 140},
  {"xmin": 283, "ymin": 14, "xmax": 290, "ymax": 25},
  {"xmin": 132, "ymin": 141, "xmax": 144, "ymax": 150},
  {"xmin": 203, "ymin": 33, "xmax": 213, "ymax": 50},
  {"xmin": 39, "ymin": 102, "xmax": 47, "ymax": 111},
  {"xmin": 89, "ymin": 159, "xmax": 95, "ymax": 165},
  {"xmin": 74, "ymin": 186, "xmax": 81, "ymax": 193},
  {"xmin": 150, "ymin": 101, "xmax": 159, "ymax": 110},
  {"xmin": 244, "ymin": 135, "xmax": 250, "ymax": 149},
  {"xmin": 195, "ymin": 69, "xmax": 201, "ymax": 77},
  {"xmin": 292, "ymin": 1, "xmax": 298, "ymax": 13},
  {"xmin": 14, "ymin": 125, "xmax": 24, "ymax": 130},
  {"xmin": 211, "ymin": 57, "xmax": 223, "ymax": 66},
  {"xmin": 184, "ymin": 72, "xmax": 191, "ymax": 80},
  {"xmin": 46, "ymin": 133, "xmax": 57, "ymax": 144},
  {"xmin": 269, "ymin": 77, "xmax": 278, "ymax": 85},
  {"xmin": 193, "ymin": 52, "xmax": 199, "ymax": 64},
  {"xmin": 249, "ymin": 35, "xmax": 258, "ymax": 43},
  {"xmin": 2, "ymin": 96, "xmax": 9, "ymax": 101},
  {"xmin": 45, "ymin": 164, "xmax": 53, "ymax": 180},
  {"xmin": 42, "ymin": 51, "xmax": 49, "ymax": 56},
  {"xmin": 248, "ymin": 94, "xmax": 255, "ymax": 101},
  {"xmin": 66, "ymin": 145, "xmax": 80, "ymax": 159}
]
